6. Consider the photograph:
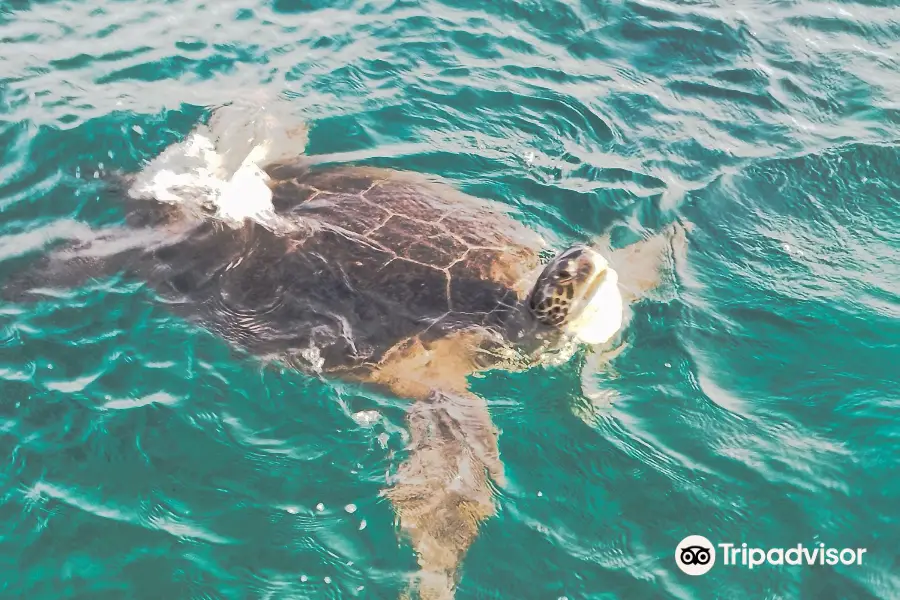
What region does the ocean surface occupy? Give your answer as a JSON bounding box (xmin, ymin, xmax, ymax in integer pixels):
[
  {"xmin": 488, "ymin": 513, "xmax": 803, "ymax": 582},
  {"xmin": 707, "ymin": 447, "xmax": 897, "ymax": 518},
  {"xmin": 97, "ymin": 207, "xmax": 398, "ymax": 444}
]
[{"xmin": 1, "ymin": 0, "xmax": 899, "ymax": 598}]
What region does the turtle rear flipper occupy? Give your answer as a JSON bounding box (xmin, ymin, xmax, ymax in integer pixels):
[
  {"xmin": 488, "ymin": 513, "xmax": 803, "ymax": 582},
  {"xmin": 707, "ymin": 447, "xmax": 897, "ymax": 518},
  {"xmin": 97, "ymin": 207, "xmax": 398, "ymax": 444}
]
[
  {"xmin": 0, "ymin": 224, "xmax": 159, "ymax": 304},
  {"xmin": 3, "ymin": 252, "xmax": 114, "ymax": 304}
]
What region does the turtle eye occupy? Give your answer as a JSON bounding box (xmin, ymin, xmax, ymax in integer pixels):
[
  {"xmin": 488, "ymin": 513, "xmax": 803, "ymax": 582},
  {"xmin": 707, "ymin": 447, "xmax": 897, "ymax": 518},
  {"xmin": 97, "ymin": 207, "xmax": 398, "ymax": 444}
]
[{"xmin": 557, "ymin": 270, "xmax": 572, "ymax": 280}]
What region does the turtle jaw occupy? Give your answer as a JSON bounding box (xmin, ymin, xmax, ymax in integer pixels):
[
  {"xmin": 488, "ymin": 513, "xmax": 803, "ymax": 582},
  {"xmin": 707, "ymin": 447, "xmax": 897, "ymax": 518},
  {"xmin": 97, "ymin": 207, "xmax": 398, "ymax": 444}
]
[{"xmin": 563, "ymin": 260, "xmax": 624, "ymax": 345}]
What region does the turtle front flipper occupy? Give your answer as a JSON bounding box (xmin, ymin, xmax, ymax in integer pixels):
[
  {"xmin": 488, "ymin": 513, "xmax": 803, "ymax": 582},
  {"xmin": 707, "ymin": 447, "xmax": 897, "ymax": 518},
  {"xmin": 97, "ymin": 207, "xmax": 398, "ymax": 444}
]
[
  {"xmin": 206, "ymin": 92, "xmax": 310, "ymax": 175},
  {"xmin": 385, "ymin": 389, "xmax": 505, "ymax": 600},
  {"xmin": 605, "ymin": 218, "xmax": 692, "ymax": 306}
]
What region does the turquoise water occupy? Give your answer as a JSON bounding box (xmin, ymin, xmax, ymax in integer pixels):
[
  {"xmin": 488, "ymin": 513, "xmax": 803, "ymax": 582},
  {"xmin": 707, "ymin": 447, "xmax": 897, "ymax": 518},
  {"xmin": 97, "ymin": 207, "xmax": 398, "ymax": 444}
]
[{"xmin": 1, "ymin": 0, "xmax": 899, "ymax": 598}]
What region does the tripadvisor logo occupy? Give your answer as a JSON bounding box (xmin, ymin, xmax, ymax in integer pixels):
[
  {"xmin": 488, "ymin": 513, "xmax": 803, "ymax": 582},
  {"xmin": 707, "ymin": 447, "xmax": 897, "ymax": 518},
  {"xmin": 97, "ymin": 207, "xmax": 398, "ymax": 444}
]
[
  {"xmin": 675, "ymin": 535, "xmax": 716, "ymax": 576},
  {"xmin": 675, "ymin": 536, "xmax": 868, "ymax": 575}
]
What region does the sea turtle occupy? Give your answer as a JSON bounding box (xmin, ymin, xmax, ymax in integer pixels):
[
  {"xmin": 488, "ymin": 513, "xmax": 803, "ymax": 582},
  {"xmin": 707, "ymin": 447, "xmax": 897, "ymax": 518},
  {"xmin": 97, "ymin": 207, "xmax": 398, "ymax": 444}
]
[{"xmin": 4, "ymin": 101, "xmax": 689, "ymax": 599}]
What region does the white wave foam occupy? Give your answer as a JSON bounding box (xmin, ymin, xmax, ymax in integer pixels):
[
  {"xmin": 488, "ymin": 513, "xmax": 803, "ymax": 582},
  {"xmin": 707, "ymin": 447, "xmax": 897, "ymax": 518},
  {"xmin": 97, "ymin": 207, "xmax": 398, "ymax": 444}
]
[
  {"xmin": 25, "ymin": 481, "xmax": 232, "ymax": 544},
  {"xmin": 128, "ymin": 130, "xmax": 278, "ymax": 227}
]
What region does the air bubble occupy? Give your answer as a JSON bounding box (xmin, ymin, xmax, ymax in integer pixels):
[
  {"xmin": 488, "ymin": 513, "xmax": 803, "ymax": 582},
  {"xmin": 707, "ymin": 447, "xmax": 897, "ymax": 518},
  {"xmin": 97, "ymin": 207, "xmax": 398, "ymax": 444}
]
[
  {"xmin": 316, "ymin": 503, "xmax": 325, "ymax": 511},
  {"xmin": 345, "ymin": 504, "xmax": 357, "ymax": 514},
  {"xmin": 359, "ymin": 519, "xmax": 367, "ymax": 530},
  {"xmin": 353, "ymin": 410, "xmax": 380, "ymax": 426}
]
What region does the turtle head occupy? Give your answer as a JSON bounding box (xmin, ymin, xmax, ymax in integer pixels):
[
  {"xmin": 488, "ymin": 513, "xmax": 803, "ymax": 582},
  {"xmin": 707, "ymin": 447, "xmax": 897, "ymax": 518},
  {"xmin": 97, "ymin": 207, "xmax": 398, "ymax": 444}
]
[{"xmin": 527, "ymin": 245, "xmax": 624, "ymax": 345}]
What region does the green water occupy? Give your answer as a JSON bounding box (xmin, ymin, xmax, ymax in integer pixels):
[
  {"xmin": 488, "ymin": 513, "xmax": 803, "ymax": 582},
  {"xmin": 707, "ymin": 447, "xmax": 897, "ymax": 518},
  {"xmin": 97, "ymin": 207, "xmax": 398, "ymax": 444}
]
[{"xmin": 1, "ymin": 0, "xmax": 899, "ymax": 598}]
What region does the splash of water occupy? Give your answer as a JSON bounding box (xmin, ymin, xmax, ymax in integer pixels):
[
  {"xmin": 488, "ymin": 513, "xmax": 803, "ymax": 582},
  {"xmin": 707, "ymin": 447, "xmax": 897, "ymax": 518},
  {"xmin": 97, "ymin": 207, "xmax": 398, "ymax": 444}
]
[{"xmin": 126, "ymin": 119, "xmax": 280, "ymax": 226}]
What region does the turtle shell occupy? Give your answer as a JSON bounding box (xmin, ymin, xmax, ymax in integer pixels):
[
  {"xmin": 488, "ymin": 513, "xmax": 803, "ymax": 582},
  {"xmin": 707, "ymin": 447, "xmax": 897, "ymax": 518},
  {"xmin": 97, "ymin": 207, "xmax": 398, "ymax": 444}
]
[{"xmin": 136, "ymin": 163, "xmax": 548, "ymax": 373}]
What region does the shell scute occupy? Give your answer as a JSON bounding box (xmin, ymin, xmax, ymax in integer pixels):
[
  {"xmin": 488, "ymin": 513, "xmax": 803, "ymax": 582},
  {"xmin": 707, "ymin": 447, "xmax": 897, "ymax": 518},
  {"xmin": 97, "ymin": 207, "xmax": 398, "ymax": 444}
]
[
  {"xmin": 368, "ymin": 215, "xmax": 468, "ymax": 268},
  {"xmin": 293, "ymin": 192, "xmax": 390, "ymax": 236},
  {"xmin": 449, "ymin": 248, "xmax": 522, "ymax": 315},
  {"xmin": 270, "ymin": 180, "xmax": 319, "ymax": 212},
  {"xmin": 373, "ymin": 259, "xmax": 450, "ymax": 315},
  {"xmin": 363, "ymin": 182, "xmax": 449, "ymax": 223},
  {"xmin": 303, "ymin": 170, "xmax": 381, "ymax": 195}
]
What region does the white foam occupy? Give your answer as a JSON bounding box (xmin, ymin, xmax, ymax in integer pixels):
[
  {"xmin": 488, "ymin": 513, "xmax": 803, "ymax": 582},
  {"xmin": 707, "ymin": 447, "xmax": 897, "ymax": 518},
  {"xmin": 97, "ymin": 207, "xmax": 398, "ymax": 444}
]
[
  {"xmin": 215, "ymin": 152, "xmax": 275, "ymax": 222},
  {"xmin": 352, "ymin": 410, "xmax": 381, "ymax": 426},
  {"xmin": 130, "ymin": 131, "xmax": 278, "ymax": 228}
]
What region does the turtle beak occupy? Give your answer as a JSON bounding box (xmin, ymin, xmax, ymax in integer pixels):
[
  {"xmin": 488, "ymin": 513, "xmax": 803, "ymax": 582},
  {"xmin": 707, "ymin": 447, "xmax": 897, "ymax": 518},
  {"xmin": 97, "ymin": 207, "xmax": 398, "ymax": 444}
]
[
  {"xmin": 563, "ymin": 248, "xmax": 624, "ymax": 345},
  {"xmin": 574, "ymin": 249, "xmax": 610, "ymax": 305}
]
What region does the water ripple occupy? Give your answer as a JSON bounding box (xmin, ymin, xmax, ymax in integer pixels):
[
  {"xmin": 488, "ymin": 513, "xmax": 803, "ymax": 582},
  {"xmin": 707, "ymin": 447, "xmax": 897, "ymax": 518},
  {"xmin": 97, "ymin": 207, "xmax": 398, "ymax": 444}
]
[{"xmin": 2, "ymin": 0, "xmax": 900, "ymax": 598}]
